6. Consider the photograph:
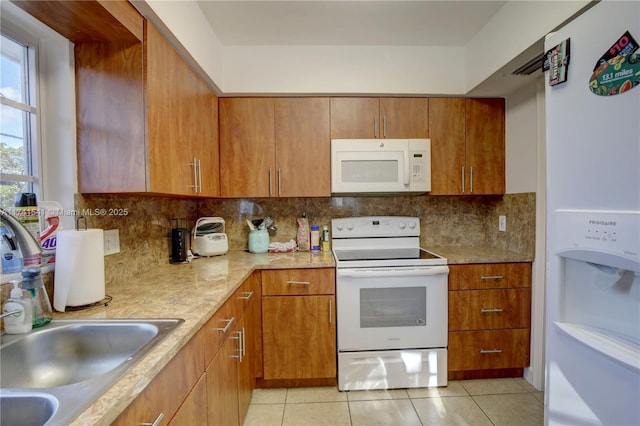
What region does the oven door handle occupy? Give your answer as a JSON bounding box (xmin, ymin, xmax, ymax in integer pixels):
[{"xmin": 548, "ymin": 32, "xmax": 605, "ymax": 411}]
[{"xmin": 337, "ymin": 266, "xmax": 449, "ymax": 278}]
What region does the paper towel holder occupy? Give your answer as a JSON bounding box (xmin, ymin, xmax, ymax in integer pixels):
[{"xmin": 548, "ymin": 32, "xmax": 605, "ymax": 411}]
[{"xmin": 76, "ymin": 215, "xmax": 88, "ymax": 231}]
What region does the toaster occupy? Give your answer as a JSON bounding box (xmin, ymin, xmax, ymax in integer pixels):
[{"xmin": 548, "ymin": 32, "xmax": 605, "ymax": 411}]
[{"xmin": 191, "ymin": 217, "xmax": 228, "ymax": 256}]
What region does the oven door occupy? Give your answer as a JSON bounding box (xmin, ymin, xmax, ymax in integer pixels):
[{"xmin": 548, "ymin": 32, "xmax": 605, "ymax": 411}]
[{"xmin": 336, "ymin": 266, "xmax": 448, "ymax": 351}]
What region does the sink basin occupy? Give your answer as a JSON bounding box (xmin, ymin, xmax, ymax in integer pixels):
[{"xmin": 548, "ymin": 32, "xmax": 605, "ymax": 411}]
[
  {"xmin": 0, "ymin": 392, "xmax": 58, "ymax": 426},
  {"xmin": 0, "ymin": 318, "xmax": 183, "ymax": 425},
  {"xmin": 2, "ymin": 321, "xmax": 162, "ymax": 388}
]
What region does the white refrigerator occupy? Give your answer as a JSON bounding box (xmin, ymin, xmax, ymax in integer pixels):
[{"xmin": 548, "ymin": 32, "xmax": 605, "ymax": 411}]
[{"xmin": 544, "ymin": 1, "xmax": 640, "ymax": 425}]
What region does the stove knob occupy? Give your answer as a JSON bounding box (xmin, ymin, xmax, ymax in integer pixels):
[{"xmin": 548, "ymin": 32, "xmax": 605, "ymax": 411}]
[
  {"xmin": 346, "ymin": 222, "xmax": 354, "ymax": 231},
  {"xmin": 399, "ymin": 221, "xmax": 406, "ymax": 230},
  {"xmin": 409, "ymin": 221, "xmax": 417, "ymax": 229},
  {"xmin": 336, "ymin": 223, "xmax": 344, "ymax": 231}
]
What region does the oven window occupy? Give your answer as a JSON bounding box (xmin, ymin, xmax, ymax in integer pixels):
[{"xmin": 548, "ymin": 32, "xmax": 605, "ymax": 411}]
[{"xmin": 360, "ymin": 287, "xmax": 426, "ymax": 328}]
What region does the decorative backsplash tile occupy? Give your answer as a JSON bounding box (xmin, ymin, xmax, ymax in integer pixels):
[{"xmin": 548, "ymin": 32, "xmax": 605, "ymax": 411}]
[{"xmin": 73, "ymin": 193, "xmax": 535, "ymax": 287}]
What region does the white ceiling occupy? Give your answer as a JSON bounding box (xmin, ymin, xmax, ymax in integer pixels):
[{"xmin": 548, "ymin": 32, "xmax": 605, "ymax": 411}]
[{"xmin": 197, "ymin": 0, "xmax": 507, "ymax": 47}]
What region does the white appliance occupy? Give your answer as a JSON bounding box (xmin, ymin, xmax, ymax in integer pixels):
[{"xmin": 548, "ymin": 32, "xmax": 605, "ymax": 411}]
[
  {"xmin": 331, "ymin": 139, "xmax": 430, "ymax": 194},
  {"xmin": 544, "ymin": 2, "xmax": 640, "ymax": 424},
  {"xmin": 191, "ymin": 217, "xmax": 228, "ymax": 257},
  {"xmin": 332, "ymin": 216, "xmax": 448, "ymax": 391}
]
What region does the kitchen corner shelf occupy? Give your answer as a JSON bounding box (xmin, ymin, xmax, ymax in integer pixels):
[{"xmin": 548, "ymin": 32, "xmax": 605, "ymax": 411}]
[{"xmin": 554, "ymin": 321, "xmax": 640, "ymax": 372}]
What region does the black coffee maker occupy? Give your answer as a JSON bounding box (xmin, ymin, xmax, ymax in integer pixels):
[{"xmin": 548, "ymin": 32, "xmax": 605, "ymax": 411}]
[{"xmin": 170, "ymin": 218, "xmax": 188, "ymax": 263}]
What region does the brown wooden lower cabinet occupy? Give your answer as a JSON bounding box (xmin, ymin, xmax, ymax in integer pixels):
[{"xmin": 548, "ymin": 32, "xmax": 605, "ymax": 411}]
[{"xmin": 447, "ymin": 262, "xmax": 532, "ymax": 380}]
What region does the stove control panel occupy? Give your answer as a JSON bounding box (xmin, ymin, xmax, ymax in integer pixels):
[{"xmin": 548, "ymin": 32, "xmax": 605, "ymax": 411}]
[{"xmin": 332, "ymin": 216, "xmax": 420, "ymax": 239}]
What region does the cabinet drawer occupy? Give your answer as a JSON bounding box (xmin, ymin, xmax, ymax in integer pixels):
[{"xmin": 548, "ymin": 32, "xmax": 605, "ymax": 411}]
[
  {"xmin": 448, "ymin": 263, "xmax": 531, "ymax": 290},
  {"xmin": 449, "ymin": 288, "xmax": 531, "ymax": 331},
  {"xmin": 448, "ymin": 329, "xmax": 530, "ymax": 371},
  {"xmin": 262, "ymin": 268, "xmax": 335, "ymax": 296}
]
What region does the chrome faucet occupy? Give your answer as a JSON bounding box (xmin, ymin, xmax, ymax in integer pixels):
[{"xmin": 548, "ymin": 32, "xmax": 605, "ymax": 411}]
[{"xmin": 0, "ymin": 208, "xmax": 43, "ymax": 258}]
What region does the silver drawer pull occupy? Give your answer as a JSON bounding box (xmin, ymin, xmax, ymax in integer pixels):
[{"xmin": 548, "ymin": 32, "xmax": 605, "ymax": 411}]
[
  {"xmin": 480, "ymin": 275, "xmax": 504, "ymax": 280},
  {"xmin": 287, "ymin": 280, "xmax": 311, "ymax": 285},
  {"xmin": 215, "ymin": 317, "xmax": 235, "ymax": 333},
  {"xmin": 480, "ymin": 308, "xmax": 504, "ymax": 313},
  {"xmin": 140, "ymin": 412, "xmax": 164, "ymax": 426},
  {"xmin": 239, "ymin": 291, "xmax": 254, "ymax": 301},
  {"xmin": 480, "ymin": 349, "xmax": 503, "ymax": 354}
]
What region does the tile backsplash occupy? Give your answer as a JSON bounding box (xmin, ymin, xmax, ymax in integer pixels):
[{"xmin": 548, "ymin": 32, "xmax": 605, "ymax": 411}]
[{"xmin": 76, "ymin": 193, "xmax": 535, "ymax": 287}]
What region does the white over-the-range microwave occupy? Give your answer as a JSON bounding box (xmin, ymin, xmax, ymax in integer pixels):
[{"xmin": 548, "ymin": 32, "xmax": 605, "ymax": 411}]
[{"xmin": 331, "ymin": 138, "xmax": 431, "ymax": 194}]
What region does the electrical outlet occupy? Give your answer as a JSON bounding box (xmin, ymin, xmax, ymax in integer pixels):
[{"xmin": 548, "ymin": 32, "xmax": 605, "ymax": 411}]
[
  {"xmin": 104, "ymin": 229, "xmax": 120, "ymax": 255},
  {"xmin": 499, "ymin": 215, "xmax": 507, "ymax": 232}
]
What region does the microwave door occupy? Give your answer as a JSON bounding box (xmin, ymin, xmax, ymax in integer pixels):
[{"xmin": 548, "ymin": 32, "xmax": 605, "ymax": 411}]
[{"xmin": 333, "ymin": 150, "xmax": 407, "ymax": 193}]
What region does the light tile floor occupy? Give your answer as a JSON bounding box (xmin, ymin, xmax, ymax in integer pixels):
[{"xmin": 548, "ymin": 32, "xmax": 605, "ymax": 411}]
[{"xmin": 243, "ymin": 378, "xmax": 544, "ymax": 426}]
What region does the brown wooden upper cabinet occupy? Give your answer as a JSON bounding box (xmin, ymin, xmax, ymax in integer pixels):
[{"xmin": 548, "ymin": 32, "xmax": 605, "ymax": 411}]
[
  {"xmin": 70, "ymin": 4, "xmax": 219, "ymax": 196},
  {"xmin": 330, "ymin": 97, "xmax": 429, "ymax": 139},
  {"xmin": 219, "ymin": 97, "xmax": 331, "ymax": 198},
  {"xmin": 429, "ymin": 98, "xmax": 505, "ymax": 195}
]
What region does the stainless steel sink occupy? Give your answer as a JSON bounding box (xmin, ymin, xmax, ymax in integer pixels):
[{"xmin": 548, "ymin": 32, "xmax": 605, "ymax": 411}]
[
  {"xmin": 0, "ymin": 392, "xmax": 58, "ymax": 426},
  {"xmin": 0, "ymin": 318, "xmax": 183, "ymax": 425}
]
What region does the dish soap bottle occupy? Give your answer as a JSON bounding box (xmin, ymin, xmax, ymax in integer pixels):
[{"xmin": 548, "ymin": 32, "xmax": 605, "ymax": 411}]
[
  {"xmin": 22, "ymin": 267, "xmax": 52, "ymax": 328},
  {"xmin": 2, "ymin": 280, "xmax": 33, "ymax": 334}
]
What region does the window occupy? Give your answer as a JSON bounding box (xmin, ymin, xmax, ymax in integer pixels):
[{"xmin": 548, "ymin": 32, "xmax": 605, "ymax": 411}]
[{"xmin": 1, "ymin": 30, "xmax": 40, "ymax": 210}]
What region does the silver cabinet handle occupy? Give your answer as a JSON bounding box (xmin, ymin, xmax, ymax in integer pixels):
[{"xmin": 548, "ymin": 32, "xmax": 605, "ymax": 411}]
[
  {"xmin": 480, "ymin": 275, "xmax": 504, "ymax": 280},
  {"xmin": 241, "ymin": 326, "xmax": 246, "ymax": 357},
  {"xmin": 481, "ymin": 308, "xmax": 504, "ymax": 313},
  {"xmin": 329, "ymin": 299, "xmax": 332, "ymax": 324},
  {"xmin": 374, "ymin": 116, "xmax": 378, "ymax": 138},
  {"xmin": 215, "ymin": 317, "xmax": 235, "ymax": 333},
  {"xmin": 383, "ymin": 115, "xmax": 387, "ymax": 138},
  {"xmin": 287, "ymin": 280, "xmax": 310, "ymax": 285},
  {"xmin": 238, "ymin": 291, "xmax": 254, "ymax": 301},
  {"xmin": 231, "ymin": 331, "xmax": 242, "ymax": 360},
  {"xmin": 269, "ymin": 168, "xmax": 273, "ymax": 196},
  {"xmin": 480, "ymin": 349, "xmax": 503, "ymax": 354},
  {"xmin": 140, "ymin": 412, "xmax": 164, "ymax": 426},
  {"xmin": 189, "ymin": 157, "xmax": 198, "ymax": 191},
  {"xmin": 278, "ymin": 167, "xmax": 281, "ymax": 196},
  {"xmin": 461, "ymin": 166, "xmax": 465, "ymax": 193},
  {"xmin": 197, "ymin": 158, "xmax": 202, "ymax": 193},
  {"xmin": 470, "ymin": 166, "xmax": 474, "ymax": 193}
]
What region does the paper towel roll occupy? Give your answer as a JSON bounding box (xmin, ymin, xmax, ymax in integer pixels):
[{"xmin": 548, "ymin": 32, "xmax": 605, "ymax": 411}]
[{"xmin": 54, "ymin": 229, "xmax": 105, "ymax": 312}]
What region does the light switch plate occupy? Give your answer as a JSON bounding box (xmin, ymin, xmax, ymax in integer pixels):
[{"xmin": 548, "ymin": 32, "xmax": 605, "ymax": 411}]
[
  {"xmin": 499, "ymin": 215, "xmax": 507, "ymax": 232},
  {"xmin": 104, "ymin": 229, "xmax": 120, "ymax": 255}
]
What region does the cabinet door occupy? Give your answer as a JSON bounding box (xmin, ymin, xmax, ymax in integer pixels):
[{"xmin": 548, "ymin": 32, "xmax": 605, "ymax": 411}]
[
  {"xmin": 379, "ymin": 98, "xmax": 429, "ymax": 138},
  {"xmin": 219, "ymin": 98, "xmax": 276, "ymax": 197},
  {"xmin": 330, "ymin": 97, "xmax": 380, "ymax": 139},
  {"xmin": 169, "ymin": 374, "xmax": 207, "ymax": 426},
  {"xmin": 206, "ymin": 333, "xmax": 241, "ymax": 426},
  {"xmin": 262, "ymin": 295, "xmax": 336, "ymax": 380},
  {"xmin": 113, "ymin": 333, "xmax": 203, "ymax": 426},
  {"xmin": 146, "ymin": 21, "xmax": 196, "ymax": 195},
  {"xmin": 236, "ymin": 314, "xmax": 254, "ymax": 425},
  {"xmin": 192, "ymin": 78, "xmax": 220, "ymax": 197},
  {"xmin": 75, "ymin": 42, "xmax": 145, "ymax": 193},
  {"xmin": 428, "ymin": 98, "xmax": 466, "ymax": 195},
  {"xmin": 275, "ymin": 98, "xmax": 331, "ymax": 197},
  {"xmin": 465, "ymin": 98, "xmax": 505, "ymax": 195}
]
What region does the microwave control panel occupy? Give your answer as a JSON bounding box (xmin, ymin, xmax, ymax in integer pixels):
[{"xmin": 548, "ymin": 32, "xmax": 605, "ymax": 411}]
[{"xmin": 409, "ymin": 139, "xmax": 430, "ymax": 190}]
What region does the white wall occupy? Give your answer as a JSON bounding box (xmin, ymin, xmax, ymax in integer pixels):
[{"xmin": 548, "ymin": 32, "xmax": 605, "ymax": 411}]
[
  {"xmin": 465, "ymin": 1, "xmax": 591, "ymax": 92},
  {"xmin": 505, "ymin": 81, "xmax": 540, "ymax": 194},
  {"xmin": 221, "ymin": 45, "xmax": 466, "ymax": 95},
  {"xmin": 137, "ymin": 0, "xmax": 592, "ymax": 95}
]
